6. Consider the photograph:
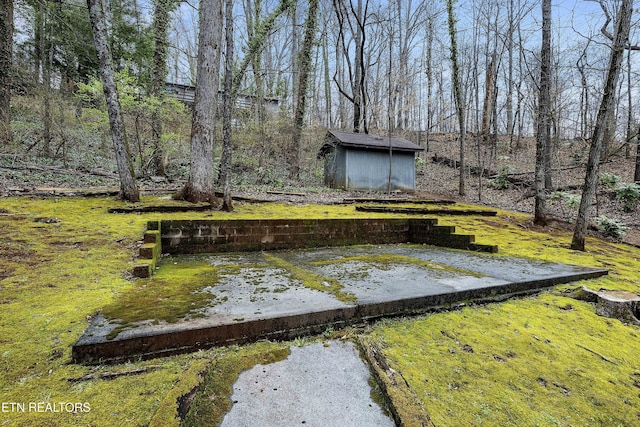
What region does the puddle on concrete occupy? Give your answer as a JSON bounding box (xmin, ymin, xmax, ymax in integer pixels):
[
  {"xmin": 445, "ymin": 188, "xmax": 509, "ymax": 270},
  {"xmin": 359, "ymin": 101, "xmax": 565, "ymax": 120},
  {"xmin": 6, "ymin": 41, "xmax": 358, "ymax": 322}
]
[
  {"xmin": 162, "ymin": 245, "xmax": 495, "ymax": 312},
  {"xmin": 138, "ymin": 244, "xmax": 592, "ymax": 323}
]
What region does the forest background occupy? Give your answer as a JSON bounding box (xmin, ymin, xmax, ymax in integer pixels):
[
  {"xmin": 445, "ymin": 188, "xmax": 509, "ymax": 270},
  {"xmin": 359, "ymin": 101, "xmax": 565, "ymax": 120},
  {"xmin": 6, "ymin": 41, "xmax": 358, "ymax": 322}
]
[
  {"xmin": 2, "ymin": 1, "xmax": 640, "ymax": 425},
  {"xmin": 1, "ymin": 0, "xmax": 640, "ymax": 244}
]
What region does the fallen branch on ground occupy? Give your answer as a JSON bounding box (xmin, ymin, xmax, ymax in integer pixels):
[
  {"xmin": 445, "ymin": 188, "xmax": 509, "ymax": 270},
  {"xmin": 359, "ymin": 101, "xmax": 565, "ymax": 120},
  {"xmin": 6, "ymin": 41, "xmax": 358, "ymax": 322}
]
[
  {"xmin": 355, "ymin": 206, "xmax": 498, "ymax": 216},
  {"xmin": 68, "ymin": 366, "xmax": 160, "ymax": 382},
  {"xmin": 576, "ymin": 344, "xmax": 618, "ymax": 365}
]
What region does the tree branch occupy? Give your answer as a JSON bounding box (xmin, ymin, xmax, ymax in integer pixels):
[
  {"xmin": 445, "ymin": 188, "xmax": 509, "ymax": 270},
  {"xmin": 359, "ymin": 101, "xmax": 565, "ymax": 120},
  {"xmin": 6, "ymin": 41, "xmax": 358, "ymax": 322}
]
[{"xmin": 586, "ymin": 0, "xmax": 640, "ymax": 50}]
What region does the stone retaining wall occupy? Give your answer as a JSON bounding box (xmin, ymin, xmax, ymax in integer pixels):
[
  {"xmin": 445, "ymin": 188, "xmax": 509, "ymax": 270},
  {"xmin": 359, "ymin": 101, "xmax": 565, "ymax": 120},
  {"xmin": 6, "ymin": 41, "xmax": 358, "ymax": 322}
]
[
  {"xmin": 159, "ymin": 218, "xmax": 497, "ymax": 255},
  {"xmin": 131, "ymin": 218, "xmax": 497, "ymax": 278}
]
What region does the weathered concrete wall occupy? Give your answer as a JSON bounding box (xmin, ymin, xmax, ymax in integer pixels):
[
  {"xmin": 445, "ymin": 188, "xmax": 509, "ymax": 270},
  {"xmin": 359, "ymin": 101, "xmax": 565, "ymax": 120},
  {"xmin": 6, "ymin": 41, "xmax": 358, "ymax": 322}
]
[
  {"xmin": 157, "ymin": 218, "xmax": 497, "ymax": 255},
  {"xmin": 132, "ymin": 221, "xmax": 162, "ymax": 278}
]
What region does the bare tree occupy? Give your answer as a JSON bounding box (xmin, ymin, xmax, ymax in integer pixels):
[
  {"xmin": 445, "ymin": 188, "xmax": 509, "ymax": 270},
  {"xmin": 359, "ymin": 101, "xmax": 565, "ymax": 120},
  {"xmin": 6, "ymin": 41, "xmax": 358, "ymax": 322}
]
[
  {"xmin": 290, "ymin": 1, "xmax": 299, "ymax": 104},
  {"xmin": 321, "ymin": 16, "xmax": 332, "ymax": 127},
  {"xmin": 425, "ymin": 15, "xmax": 434, "ymax": 151},
  {"xmin": 0, "ymin": 0, "xmax": 13, "ymax": 147},
  {"xmin": 220, "ymin": 0, "xmax": 234, "ymax": 211},
  {"xmin": 149, "ymin": 0, "xmax": 176, "ymax": 176},
  {"xmin": 572, "ymin": 0, "xmax": 634, "ymax": 251},
  {"xmin": 231, "ymin": 0, "xmax": 293, "ymax": 100},
  {"xmin": 333, "ymin": 0, "xmax": 369, "ymax": 133},
  {"xmin": 87, "ymin": 0, "xmax": 140, "ymax": 202},
  {"xmin": 243, "ymin": 0, "xmax": 266, "ymax": 126},
  {"xmin": 506, "ymin": 0, "xmax": 515, "ymax": 142},
  {"xmin": 635, "ymin": 125, "xmax": 640, "ymax": 182},
  {"xmin": 352, "ymin": 0, "xmax": 365, "ymax": 133},
  {"xmin": 625, "ymin": 46, "xmax": 632, "ymax": 159},
  {"xmin": 290, "ymin": 0, "xmax": 319, "ymax": 180},
  {"xmin": 40, "ymin": 2, "xmax": 52, "ymax": 157},
  {"xmin": 179, "ymin": 0, "xmax": 223, "ymax": 204},
  {"xmin": 393, "ymin": 0, "xmax": 427, "ymax": 131},
  {"xmin": 446, "ymin": 0, "xmax": 466, "ymax": 196},
  {"xmin": 576, "ymin": 42, "xmax": 591, "ymax": 140},
  {"xmin": 534, "ymin": 0, "xmax": 551, "ymax": 226}
]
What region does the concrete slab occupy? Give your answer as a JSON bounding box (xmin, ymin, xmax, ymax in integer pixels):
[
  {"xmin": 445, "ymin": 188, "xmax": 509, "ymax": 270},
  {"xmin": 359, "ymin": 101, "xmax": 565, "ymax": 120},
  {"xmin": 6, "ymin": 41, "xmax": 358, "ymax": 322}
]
[
  {"xmin": 72, "ymin": 244, "xmax": 607, "ymax": 363},
  {"xmin": 219, "ymin": 340, "xmax": 395, "ymax": 427}
]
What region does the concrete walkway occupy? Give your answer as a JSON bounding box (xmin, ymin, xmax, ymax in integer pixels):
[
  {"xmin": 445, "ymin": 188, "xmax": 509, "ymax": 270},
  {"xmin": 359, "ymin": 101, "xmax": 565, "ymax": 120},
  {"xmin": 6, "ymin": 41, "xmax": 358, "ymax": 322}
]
[{"xmin": 220, "ymin": 340, "xmax": 395, "ymax": 427}]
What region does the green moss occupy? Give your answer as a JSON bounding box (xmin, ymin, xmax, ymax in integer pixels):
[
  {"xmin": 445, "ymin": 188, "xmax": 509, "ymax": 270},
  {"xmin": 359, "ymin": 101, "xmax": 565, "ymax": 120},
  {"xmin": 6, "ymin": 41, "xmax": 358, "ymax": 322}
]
[
  {"xmin": 148, "ymin": 355, "xmax": 212, "ymax": 427},
  {"xmin": 0, "ymin": 196, "xmax": 359, "ymax": 426},
  {"xmin": 368, "ymin": 208, "xmax": 640, "ymax": 426},
  {"xmin": 182, "ymin": 342, "xmax": 291, "ymax": 427},
  {"xmin": 101, "ymin": 261, "xmax": 220, "ymax": 339},
  {"xmin": 1, "ymin": 195, "xmax": 639, "ymax": 426},
  {"xmin": 370, "ymin": 294, "xmax": 640, "ymax": 426},
  {"xmin": 262, "ymin": 253, "xmax": 357, "ymax": 303}
]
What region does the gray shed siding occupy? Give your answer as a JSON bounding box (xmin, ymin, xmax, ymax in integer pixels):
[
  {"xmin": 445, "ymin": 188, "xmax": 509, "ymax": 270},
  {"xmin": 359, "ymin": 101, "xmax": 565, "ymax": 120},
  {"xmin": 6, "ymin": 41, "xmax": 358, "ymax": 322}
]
[
  {"xmin": 320, "ymin": 131, "xmax": 422, "ymax": 191},
  {"xmin": 324, "ymin": 146, "xmax": 347, "ymax": 188},
  {"xmin": 344, "ymin": 149, "xmax": 416, "ymax": 191}
]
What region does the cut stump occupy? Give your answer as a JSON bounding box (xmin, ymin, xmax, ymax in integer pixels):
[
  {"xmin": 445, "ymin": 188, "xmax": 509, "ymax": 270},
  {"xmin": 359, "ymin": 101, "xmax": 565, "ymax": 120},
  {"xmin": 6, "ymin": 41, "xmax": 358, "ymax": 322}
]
[{"xmin": 571, "ymin": 286, "xmax": 640, "ymax": 325}]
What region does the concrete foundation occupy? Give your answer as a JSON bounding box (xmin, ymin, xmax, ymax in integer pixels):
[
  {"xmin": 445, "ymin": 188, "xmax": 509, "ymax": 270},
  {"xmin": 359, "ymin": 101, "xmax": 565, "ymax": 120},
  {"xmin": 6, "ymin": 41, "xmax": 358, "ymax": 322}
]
[{"xmin": 74, "ymin": 245, "xmax": 607, "ymax": 364}]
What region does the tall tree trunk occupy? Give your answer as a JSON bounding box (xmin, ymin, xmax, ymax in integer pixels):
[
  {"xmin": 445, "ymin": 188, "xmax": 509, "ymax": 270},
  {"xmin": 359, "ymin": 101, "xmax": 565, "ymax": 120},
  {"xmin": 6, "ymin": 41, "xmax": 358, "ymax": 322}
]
[
  {"xmin": 506, "ymin": 0, "xmax": 515, "ymax": 144},
  {"xmin": 572, "ymin": 0, "xmax": 633, "ymax": 251},
  {"xmin": 220, "ymin": 0, "xmax": 234, "ymax": 211},
  {"xmin": 635, "ymin": 124, "xmax": 640, "ymax": 183},
  {"xmin": 246, "ymin": 0, "xmax": 266, "ymax": 127},
  {"xmin": 577, "ymin": 44, "xmax": 590, "ymax": 140},
  {"xmin": 149, "ymin": 0, "xmax": 175, "ymax": 176},
  {"xmin": 514, "ymin": 0, "xmax": 525, "ymax": 150},
  {"xmin": 322, "ymin": 24, "xmax": 332, "ymax": 127},
  {"xmin": 290, "ymin": 0, "xmax": 319, "ymax": 180},
  {"xmin": 353, "ymin": 0, "xmax": 363, "ymax": 133},
  {"xmin": 335, "ymin": 44, "xmax": 346, "ymax": 128},
  {"xmin": 625, "ymin": 47, "xmax": 632, "ymax": 159},
  {"xmin": 446, "ymin": 0, "xmax": 465, "ymax": 196},
  {"xmin": 425, "ymin": 16, "xmax": 433, "ymax": 152},
  {"xmin": 543, "ymin": 35, "xmax": 553, "ymax": 191},
  {"xmin": 0, "ymin": 0, "xmax": 13, "ymax": 147},
  {"xmin": 87, "ymin": 0, "xmax": 139, "ymax": 202},
  {"xmin": 394, "ymin": 0, "xmax": 402, "ymax": 130},
  {"xmin": 534, "ymin": 0, "xmax": 551, "ymax": 225},
  {"xmin": 179, "ymin": 0, "xmax": 223, "ymax": 204},
  {"xmin": 481, "ymin": 55, "xmax": 495, "ymax": 147},
  {"xmin": 290, "ymin": 1, "xmax": 298, "ymax": 105},
  {"xmin": 41, "ymin": 3, "xmax": 52, "ymax": 158}
]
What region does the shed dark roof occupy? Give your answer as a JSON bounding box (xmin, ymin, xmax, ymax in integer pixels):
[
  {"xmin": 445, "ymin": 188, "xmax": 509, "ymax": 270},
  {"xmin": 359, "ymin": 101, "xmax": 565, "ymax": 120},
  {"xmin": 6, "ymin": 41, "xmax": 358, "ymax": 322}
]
[{"xmin": 320, "ymin": 130, "xmax": 424, "ymax": 156}]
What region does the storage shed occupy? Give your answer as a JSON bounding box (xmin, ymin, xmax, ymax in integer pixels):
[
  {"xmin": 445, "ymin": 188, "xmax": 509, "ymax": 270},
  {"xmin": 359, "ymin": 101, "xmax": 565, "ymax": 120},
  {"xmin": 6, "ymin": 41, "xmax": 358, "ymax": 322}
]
[{"xmin": 318, "ymin": 130, "xmax": 424, "ymax": 191}]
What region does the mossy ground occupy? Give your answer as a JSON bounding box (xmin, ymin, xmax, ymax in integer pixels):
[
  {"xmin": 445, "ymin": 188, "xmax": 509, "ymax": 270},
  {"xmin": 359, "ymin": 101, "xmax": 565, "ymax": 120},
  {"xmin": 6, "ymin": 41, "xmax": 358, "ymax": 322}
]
[
  {"xmin": 0, "ymin": 196, "xmax": 389, "ymax": 426},
  {"xmin": 0, "ymin": 196, "xmax": 638, "ymax": 426},
  {"xmin": 369, "ymin": 206, "xmax": 640, "ymax": 426},
  {"xmin": 101, "ymin": 260, "xmax": 223, "ymax": 339}
]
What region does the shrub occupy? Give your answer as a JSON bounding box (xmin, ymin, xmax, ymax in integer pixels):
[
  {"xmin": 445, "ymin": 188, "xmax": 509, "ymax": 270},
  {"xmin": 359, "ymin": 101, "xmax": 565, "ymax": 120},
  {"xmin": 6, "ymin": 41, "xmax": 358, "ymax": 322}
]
[
  {"xmin": 549, "ymin": 191, "xmax": 581, "ymax": 207},
  {"xmin": 598, "ymin": 172, "xmax": 621, "ymax": 189},
  {"xmin": 615, "ymin": 183, "xmax": 640, "ymax": 212},
  {"xmin": 571, "ymin": 150, "xmax": 586, "ymax": 165},
  {"xmin": 596, "ymin": 215, "xmax": 627, "ymax": 238},
  {"xmin": 489, "ymin": 167, "xmax": 511, "ymax": 190},
  {"xmin": 549, "ymin": 192, "xmax": 581, "ymax": 220}
]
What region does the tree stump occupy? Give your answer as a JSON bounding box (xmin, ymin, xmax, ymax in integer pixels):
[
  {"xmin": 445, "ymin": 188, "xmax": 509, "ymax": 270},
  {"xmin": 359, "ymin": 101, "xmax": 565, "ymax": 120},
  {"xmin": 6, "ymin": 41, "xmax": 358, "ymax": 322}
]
[{"xmin": 571, "ymin": 286, "xmax": 640, "ymax": 325}]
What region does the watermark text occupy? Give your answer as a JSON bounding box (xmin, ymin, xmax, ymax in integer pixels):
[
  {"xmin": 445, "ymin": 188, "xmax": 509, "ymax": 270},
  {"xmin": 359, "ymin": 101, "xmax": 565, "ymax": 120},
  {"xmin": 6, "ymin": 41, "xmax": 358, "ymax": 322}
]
[{"xmin": 1, "ymin": 402, "xmax": 91, "ymax": 413}]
